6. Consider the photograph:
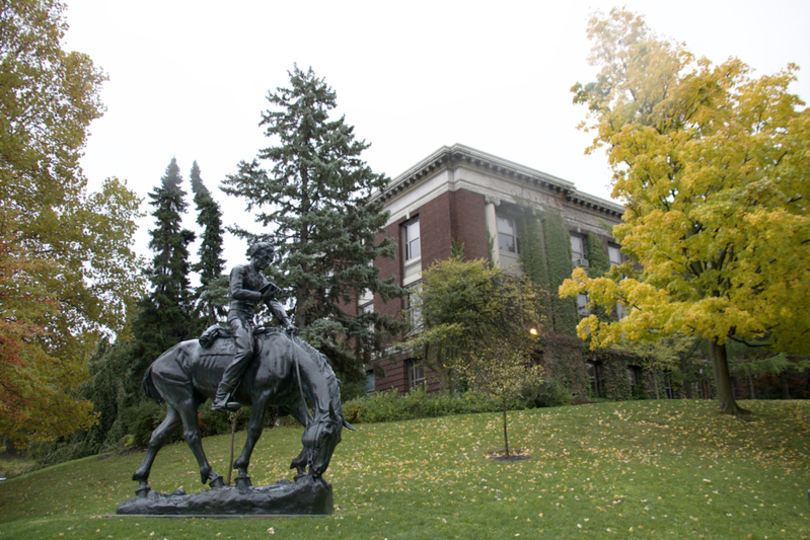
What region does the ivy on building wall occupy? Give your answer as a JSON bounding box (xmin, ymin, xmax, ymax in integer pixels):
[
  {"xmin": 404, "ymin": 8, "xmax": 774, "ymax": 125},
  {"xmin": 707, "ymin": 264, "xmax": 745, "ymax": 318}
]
[
  {"xmin": 539, "ymin": 210, "xmax": 579, "ymax": 336},
  {"xmin": 584, "ymin": 233, "xmax": 612, "ymax": 321},
  {"xmin": 515, "ymin": 203, "xmax": 549, "ymax": 287},
  {"xmin": 508, "ymin": 202, "xmax": 651, "ymax": 402},
  {"xmin": 515, "ymin": 203, "xmax": 579, "ymax": 335},
  {"xmin": 540, "ymin": 333, "xmax": 590, "ymax": 398},
  {"xmin": 585, "ymin": 233, "xmax": 611, "ymax": 278}
]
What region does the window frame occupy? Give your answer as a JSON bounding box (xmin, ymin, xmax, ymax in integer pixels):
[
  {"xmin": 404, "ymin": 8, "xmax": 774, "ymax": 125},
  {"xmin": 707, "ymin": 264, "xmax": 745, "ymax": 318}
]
[
  {"xmin": 408, "ymin": 361, "xmax": 426, "ymax": 390},
  {"xmin": 365, "ymin": 369, "xmax": 376, "ymax": 394},
  {"xmin": 403, "ymin": 281, "xmax": 423, "ymax": 331},
  {"xmin": 586, "ymin": 360, "xmax": 604, "ymax": 398},
  {"xmin": 402, "ymin": 218, "xmax": 421, "ymax": 262},
  {"xmin": 496, "ymin": 214, "xmax": 519, "ymax": 254},
  {"xmin": 570, "ymin": 233, "xmax": 588, "ymax": 268}
]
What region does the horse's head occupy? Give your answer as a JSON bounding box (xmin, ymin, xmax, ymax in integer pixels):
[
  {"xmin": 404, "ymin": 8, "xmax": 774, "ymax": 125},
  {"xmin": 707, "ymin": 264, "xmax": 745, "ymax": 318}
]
[{"xmin": 301, "ymin": 404, "xmax": 343, "ymax": 478}]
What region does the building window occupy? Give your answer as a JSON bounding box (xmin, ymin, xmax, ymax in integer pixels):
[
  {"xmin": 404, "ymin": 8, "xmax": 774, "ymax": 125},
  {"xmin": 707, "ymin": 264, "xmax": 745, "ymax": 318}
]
[
  {"xmin": 365, "ymin": 369, "xmax": 376, "ymax": 394},
  {"xmin": 359, "ymin": 301, "xmax": 374, "ymax": 330},
  {"xmin": 608, "ymin": 244, "xmax": 627, "ymax": 319},
  {"xmin": 408, "ymin": 361, "xmax": 426, "ymax": 390},
  {"xmin": 608, "ymin": 244, "xmax": 622, "ymax": 267},
  {"xmin": 404, "ymin": 282, "xmax": 423, "ymax": 330},
  {"xmin": 577, "ymin": 293, "xmax": 590, "ymax": 318},
  {"xmin": 570, "ymin": 234, "xmax": 588, "ymax": 268},
  {"xmin": 586, "ymin": 361, "xmax": 604, "ymax": 398},
  {"xmin": 497, "ymin": 215, "xmax": 519, "ymax": 253},
  {"xmin": 403, "ymin": 218, "xmax": 421, "ymax": 261}
]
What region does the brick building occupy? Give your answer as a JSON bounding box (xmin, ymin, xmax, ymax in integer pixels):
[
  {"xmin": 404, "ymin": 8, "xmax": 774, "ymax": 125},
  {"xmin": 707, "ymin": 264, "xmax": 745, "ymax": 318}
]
[{"xmin": 361, "ymin": 144, "xmax": 627, "ymax": 396}]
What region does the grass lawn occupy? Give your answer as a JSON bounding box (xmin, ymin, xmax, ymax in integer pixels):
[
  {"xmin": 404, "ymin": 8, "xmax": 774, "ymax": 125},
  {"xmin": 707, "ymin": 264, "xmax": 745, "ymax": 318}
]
[{"xmin": 0, "ymin": 400, "xmax": 808, "ymax": 539}]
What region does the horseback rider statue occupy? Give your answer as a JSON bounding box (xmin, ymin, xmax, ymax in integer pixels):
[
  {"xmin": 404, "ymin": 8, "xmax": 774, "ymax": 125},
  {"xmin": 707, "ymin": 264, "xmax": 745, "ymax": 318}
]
[{"xmin": 211, "ymin": 241, "xmax": 297, "ymax": 412}]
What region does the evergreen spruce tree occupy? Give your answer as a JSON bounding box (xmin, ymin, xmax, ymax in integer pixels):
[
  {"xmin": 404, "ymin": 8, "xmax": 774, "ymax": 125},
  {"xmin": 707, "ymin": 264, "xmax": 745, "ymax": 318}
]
[
  {"xmin": 189, "ymin": 161, "xmax": 228, "ymax": 325},
  {"xmin": 222, "ymin": 65, "xmax": 402, "ymax": 381},
  {"xmin": 129, "ymin": 158, "xmax": 200, "ymax": 394}
]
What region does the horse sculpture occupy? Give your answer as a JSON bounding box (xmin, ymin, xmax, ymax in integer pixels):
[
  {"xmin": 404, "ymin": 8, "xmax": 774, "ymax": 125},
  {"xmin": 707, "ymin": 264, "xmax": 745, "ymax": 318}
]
[{"xmin": 131, "ymin": 327, "xmax": 351, "ymax": 497}]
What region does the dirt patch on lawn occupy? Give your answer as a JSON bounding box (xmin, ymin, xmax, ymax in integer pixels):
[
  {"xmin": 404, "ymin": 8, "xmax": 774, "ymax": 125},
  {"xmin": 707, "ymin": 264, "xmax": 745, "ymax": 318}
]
[{"xmin": 485, "ymin": 450, "xmax": 531, "ymax": 462}]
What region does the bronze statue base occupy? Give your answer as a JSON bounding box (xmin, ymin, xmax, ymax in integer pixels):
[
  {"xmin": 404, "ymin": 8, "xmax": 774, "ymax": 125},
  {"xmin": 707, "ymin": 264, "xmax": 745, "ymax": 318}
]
[{"xmin": 116, "ymin": 475, "xmax": 332, "ymax": 516}]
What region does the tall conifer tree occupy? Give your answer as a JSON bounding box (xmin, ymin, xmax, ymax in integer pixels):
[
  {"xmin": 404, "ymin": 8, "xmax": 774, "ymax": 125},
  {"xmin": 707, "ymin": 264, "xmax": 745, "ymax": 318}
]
[
  {"xmin": 222, "ymin": 65, "xmax": 402, "ymax": 380},
  {"xmin": 129, "ymin": 158, "xmax": 199, "ymax": 392},
  {"xmin": 189, "ymin": 161, "xmax": 227, "ymax": 325}
]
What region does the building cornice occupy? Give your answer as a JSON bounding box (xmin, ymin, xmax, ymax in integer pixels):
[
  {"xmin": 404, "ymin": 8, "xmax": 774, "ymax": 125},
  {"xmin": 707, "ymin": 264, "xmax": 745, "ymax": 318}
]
[{"xmin": 372, "ymin": 144, "xmax": 624, "ymax": 218}]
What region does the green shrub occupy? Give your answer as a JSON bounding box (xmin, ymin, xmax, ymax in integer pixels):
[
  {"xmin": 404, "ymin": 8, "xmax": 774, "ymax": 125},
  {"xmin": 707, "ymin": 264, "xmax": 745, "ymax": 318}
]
[
  {"xmin": 342, "ymin": 387, "xmax": 507, "ymax": 424},
  {"xmin": 197, "ymin": 401, "xmax": 253, "ymax": 437},
  {"xmin": 124, "ymin": 401, "xmax": 174, "ymax": 447},
  {"xmin": 525, "ymin": 379, "xmax": 573, "ymax": 408}
]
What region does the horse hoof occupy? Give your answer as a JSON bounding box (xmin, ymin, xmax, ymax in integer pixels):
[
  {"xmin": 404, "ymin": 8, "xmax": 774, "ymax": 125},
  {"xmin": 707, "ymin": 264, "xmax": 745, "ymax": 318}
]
[
  {"xmin": 235, "ymin": 474, "xmax": 252, "ymax": 489},
  {"xmin": 136, "ymin": 483, "xmax": 151, "ymax": 498},
  {"xmin": 209, "ymin": 475, "xmax": 225, "ymax": 489}
]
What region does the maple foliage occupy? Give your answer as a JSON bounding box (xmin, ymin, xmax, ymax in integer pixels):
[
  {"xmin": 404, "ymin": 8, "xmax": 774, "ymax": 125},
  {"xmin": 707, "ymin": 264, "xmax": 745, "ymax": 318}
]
[
  {"xmin": 561, "ymin": 8, "xmax": 810, "ymax": 416},
  {"xmin": 0, "ymin": 219, "xmax": 96, "ymax": 448},
  {"xmin": 0, "ymin": 1, "xmax": 143, "ymax": 445}
]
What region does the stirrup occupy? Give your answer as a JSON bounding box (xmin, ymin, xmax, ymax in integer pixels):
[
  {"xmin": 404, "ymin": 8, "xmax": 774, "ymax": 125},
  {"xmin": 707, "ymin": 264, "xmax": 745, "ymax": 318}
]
[
  {"xmin": 211, "ymin": 401, "xmax": 241, "ymax": 412},
  {"xmin": 211, "ymin": 396, "xmax": 242, "ymax": 412}
]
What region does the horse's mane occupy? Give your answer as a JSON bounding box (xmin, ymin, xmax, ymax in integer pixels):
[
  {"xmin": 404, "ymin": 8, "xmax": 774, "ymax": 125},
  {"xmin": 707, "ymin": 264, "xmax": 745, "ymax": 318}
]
[{"xmin": 261, "ymin": 328, "xmax": 344, "ymax": 418}]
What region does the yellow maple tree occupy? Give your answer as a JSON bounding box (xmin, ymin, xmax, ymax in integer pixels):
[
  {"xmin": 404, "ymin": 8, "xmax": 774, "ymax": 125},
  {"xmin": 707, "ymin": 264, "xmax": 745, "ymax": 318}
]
[{"xmin": 561, "ymin": 8, "xmax": 810, "ymax": 416}]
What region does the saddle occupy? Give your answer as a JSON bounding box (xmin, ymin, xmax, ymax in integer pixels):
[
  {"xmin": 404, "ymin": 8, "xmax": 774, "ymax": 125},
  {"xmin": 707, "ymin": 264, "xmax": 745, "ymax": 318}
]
[{"xmin": 198, "ymin": 324, "xmax": 271, "ymax": 349}]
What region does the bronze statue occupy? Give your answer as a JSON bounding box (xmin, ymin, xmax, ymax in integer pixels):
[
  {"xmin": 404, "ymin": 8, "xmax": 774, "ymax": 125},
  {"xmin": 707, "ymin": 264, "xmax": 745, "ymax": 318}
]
[
  {"xmin": 212, "ymin": 241, "xmax": 297, "ymax": 412},
  {"xmin": 120, "ymin": 241, "xmax": 354, "ymax": 515},
  {"xmin": 130, "ymin": 327, "xmax": 351, "ymax": 497}
]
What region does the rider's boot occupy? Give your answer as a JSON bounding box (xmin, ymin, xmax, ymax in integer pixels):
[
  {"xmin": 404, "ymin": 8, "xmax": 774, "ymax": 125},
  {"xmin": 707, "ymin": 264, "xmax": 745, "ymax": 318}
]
[{"xmin": 211, "ymin": 382, "xmax": 241, "ymax": 412}]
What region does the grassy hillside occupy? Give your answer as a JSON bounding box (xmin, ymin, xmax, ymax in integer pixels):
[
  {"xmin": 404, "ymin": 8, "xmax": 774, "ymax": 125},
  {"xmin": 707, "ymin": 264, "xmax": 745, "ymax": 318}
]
[{"xmin": 0, "ymin": 400, "xmax": 808, "ymax": 539}]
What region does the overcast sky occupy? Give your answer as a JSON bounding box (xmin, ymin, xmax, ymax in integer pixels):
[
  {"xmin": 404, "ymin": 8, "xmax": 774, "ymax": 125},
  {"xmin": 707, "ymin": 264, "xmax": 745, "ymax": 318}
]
[{"xmin": 62, "ymin": 0, "xmax": 810, "ymax": 269}]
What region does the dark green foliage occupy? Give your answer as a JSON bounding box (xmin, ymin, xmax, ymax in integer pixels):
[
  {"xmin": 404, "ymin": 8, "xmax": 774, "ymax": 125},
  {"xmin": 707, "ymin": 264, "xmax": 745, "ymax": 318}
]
[
  {"xmin": 222, "ymin": 65, "xmax": 403, "ymax": 382},
  {"xmin": 524, "ymin": 378, "xmax": 573, "ymax": 408},
  {"xmin": 585, "ymin": 233, "xmax": 611, "ymax": 278},
  {"xmin": 189, "ymin": 161, "xmax": 228, "ymax": 325},
  {"xmin": 516, "ymin": 205, "xmax": 578, "ymax": 335},
  {"xmin": 123, "ymin": 401, "xmax": 176, "ymax": 448},
  {"xmin": 341, "ymin": 382, "xmax": 569, "ymax": 425},
  {"xmin": 129, "ymin": 158, "xmax": 201, "ymax": 396},
  {"xmin": 540, "ymin": 333, "xmax": 590, "ymax": 398},
  {"xmin": 600, "ymin": 350, "xmax": 642, "ymax": 401},
  {"xmin": 540, "ymin": 210, "xmax": 579, "ymax": 335},
  {"xmin": 584, "ymin": 233, "xmax": 613, "ymax": 321},
  {"xmin": 32, "ymin": 339, "xmax": 134, "ymax": 467},
  {"xmin": 342, "ymin": 387, "xmax": 505, "ymax": 424},
  {"xmin": 516, "ymin": 204, "xmax": 550, "ymax": 288}
]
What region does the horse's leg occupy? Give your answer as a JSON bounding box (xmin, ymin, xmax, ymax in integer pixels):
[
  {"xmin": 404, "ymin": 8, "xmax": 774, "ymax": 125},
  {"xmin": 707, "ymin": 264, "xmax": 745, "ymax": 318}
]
[
  {"xmin": 176, "ymin": 396, "xmax": 224, "ymax": 488},
  {"xmin": 132, "ymin": 405, "xmax": 182, "ymax": 496},
  {"xmin": 287, "ymin": 401, "xmax": 311, "ymax": 478},
  {"xmin": 232, "ymin": 391, "xmax": 271, "ymax": 483}
]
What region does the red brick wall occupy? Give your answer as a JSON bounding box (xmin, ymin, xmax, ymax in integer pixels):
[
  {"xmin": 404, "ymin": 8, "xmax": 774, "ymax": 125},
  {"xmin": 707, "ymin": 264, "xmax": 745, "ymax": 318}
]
[
  {"xmin": 450, "ymin": 190, "xmax": 488, "ymax": 260},
  {"xmin": 369, "ymin": 188, "xmax": 488, "ymax": 395},
  {"xmin": 374, "ymin": 221, "xmax": 404, "ymax": 320},
  {"xmin": 418, "ymin": 191, "xmax": 454, "ymax": 268},
  {"xmin": 373, "ymin": 356, "xmax": 442, "ymax": 395}
]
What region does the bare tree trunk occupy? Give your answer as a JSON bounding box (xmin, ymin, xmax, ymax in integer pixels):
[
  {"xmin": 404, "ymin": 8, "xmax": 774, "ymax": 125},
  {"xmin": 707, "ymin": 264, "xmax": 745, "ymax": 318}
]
[
  {"xmin": 748, "ymin": 374, "xmax": 756, "ymax": 399},
  {"xmin": 502, "ymin": 399, "xmax": 509, "ymax": 457},
  {"xmin": 779, "ymin": 372, "xmax": 791, "ymax": 400},
  {"xmin": 652, "ymin": 372, "xmax": 660, "ymax": 400},
  {"xmin": 681, "ymin": 356, "xmax": 693, "ymax": 399},
  {"xmin": 710, "ymin": 339, "xmax": 750, "ymax": 417}
]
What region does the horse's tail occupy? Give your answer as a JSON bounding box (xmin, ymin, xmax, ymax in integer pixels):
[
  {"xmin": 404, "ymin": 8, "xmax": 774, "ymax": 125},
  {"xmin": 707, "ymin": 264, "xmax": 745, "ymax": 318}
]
[{"xmin": 142, "ymin": 366, "xmax": 164, "ymax": 404}]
